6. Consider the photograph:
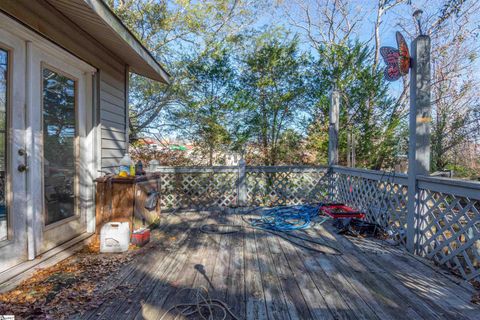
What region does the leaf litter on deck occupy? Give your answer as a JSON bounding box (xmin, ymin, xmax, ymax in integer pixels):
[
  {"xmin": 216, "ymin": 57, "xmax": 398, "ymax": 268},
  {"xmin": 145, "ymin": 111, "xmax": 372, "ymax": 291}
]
[{"xmin": 0, "ymin": 229, "xmax": 173, "ymax": 319}]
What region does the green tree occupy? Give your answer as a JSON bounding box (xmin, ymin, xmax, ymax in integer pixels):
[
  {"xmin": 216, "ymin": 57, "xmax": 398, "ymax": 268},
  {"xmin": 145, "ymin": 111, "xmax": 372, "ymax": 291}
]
[
  {"xmin": 427, "ymin": 1, "xmax": 480, "ymax": 173},
  {"xmin": 276, "ymin": 129, "xmax": 306, "ymax": 164},
  {"xmin": 237, "ymin": 33, "xmax": 312, "ymax": 165},
  {"xmin": 307, "ymin": 41, "xmax": 403, "ymax": 169},
  {"xmin": 170, "ymin": 47, "xmax": 235, "ymax": 165},
  {"xmin": 107, "ymin": 0, "xmax": 268, "ymax": 140}
]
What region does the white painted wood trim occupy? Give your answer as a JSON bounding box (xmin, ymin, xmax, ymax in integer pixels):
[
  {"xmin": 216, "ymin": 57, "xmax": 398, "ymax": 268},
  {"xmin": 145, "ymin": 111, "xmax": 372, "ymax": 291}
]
[
  {"xmin": 84, "ymin": 73, "xmax": 97, "ymax": 233},
  {"xmin": 0, "ymin": 26, "xmax": 28, "ymax": 268},
  {"xmin": 26, "ymin": 42, "xmax": 95, "ymax": 254},
  {"xmin": 0, "ymin": 12, "xmax": 96, "ymax": 74},
  {"xmin": 25, "ymin": 41, "xmax": 36, "ymax": 260}
]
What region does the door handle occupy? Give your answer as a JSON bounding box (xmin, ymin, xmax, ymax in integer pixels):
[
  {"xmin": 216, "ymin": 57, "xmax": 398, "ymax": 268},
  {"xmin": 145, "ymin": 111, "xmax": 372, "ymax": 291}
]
[{"xmin": 18, "ymin": 149, "xmax": 28, "ymax": 172}]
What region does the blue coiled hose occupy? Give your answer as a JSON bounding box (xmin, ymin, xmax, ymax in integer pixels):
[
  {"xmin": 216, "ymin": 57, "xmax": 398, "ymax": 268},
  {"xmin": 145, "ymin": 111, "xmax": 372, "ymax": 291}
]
[
  {"xmin": 200, "ymin": 204, "xmax": 343, "ymax": 255},
  {"xmin": 248, "ymin": 205, "xmax": 319, "ymax": 231}
]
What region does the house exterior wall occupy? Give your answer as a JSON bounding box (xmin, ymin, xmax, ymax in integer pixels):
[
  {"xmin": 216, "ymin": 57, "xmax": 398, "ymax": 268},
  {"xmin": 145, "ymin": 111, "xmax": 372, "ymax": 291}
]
[
  {"xmin": 99, "ymin": 70, "xmax": 127, "ymax": 170},
  {"xmin": 0, "ymin": 0, "xmax": 129, "ymax": 172}
]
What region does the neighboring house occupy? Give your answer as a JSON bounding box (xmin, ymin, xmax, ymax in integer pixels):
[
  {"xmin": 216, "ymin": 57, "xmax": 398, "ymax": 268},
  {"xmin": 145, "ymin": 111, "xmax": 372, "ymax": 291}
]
[{"xmin": 0, "ymin": 0, "xmax": 169, "ymax": 274}]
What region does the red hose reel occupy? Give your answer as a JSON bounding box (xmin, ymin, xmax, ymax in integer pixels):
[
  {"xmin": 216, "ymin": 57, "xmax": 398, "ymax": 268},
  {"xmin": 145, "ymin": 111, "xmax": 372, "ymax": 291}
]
[{"xmin": 320, "ymin": 204, "xmax": 365, "ymax": 219}]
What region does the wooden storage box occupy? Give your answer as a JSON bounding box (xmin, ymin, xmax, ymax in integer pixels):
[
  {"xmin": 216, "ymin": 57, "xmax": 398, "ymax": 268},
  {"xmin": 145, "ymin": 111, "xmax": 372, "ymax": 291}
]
[{"xmin": 95, "ymin": 174, "xmax": 161, "ymax": 234}]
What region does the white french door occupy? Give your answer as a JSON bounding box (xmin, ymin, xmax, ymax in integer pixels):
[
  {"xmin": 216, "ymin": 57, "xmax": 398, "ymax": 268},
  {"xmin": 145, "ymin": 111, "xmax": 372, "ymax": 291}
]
[
  {"xmin": 28, "ymin": 44, "xmax": 94, "ymax": 254},
  {"xmin": 0, "ymin": 13, "xmax": 96, "ymax": 270},
  {"xmin": 0, "ymin": 25, "xmax": 28, "ymax": 272}
]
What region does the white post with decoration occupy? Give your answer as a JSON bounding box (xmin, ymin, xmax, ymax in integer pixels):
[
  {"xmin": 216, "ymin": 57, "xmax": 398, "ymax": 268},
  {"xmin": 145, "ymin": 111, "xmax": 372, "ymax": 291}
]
[
  {"xmin": 406, "ymin": 33, "xmax": 431, "ymax": 253},
  {"xmin": 379, "ymin": 12, "xmax": 431, "ymax": 253}
]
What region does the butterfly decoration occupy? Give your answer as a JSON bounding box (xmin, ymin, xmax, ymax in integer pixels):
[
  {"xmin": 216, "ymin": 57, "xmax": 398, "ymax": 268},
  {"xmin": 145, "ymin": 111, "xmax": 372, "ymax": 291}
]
[{"xmin": 380, "ymin": 31, "xmax": 410, "ymax": 81}]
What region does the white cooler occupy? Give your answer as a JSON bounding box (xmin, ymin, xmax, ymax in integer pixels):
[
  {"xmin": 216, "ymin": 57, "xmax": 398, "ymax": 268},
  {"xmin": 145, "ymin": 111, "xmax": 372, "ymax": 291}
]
[{"xmin": 100, "ymin": 222, "xmax": 130, "ymax": 253}]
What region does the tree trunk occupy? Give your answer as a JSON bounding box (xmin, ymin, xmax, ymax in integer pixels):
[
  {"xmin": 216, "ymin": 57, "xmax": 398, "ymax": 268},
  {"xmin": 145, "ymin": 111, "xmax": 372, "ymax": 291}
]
[{"xmin": 209, "ymin": 145, "xmax": 213, "ymax": 166}]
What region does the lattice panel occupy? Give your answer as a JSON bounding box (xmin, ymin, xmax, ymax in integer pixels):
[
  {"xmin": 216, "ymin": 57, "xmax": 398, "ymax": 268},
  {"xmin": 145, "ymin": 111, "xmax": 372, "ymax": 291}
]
[
  {"xmin": 159, "ymin": 172, "xmax": 238, "ymax": 211},
  {"xmin": 246, "ymin": 170, "xmax": 330, "ymax": 206},
  {"xmin": 417, "ymin": 190, "xmax": 480, "ymax": 280},
  {"xmin": 334, "ymin": 173, "xmax": 409, "ymax": 246}
]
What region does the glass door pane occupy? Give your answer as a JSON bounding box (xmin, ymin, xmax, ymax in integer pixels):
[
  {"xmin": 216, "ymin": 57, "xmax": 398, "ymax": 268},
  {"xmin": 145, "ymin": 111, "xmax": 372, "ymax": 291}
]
[
  {"xmin": 42, "ymin": 68, "xmax": 77, "ymax": 225},
  {"xmin": 0, "ymin": 49, "xmax": 8, "ymax": 241}
]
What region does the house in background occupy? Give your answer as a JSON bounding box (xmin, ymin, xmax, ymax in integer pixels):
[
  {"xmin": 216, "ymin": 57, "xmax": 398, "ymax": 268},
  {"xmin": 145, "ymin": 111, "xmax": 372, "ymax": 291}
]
[{"xmin": 0, "ymin": 0, "xmax": 169, "ymax": 275}]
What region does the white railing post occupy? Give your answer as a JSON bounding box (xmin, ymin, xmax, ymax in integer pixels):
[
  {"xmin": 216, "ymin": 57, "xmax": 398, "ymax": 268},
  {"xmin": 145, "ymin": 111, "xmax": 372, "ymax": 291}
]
[
  {"xmin": 148, "ymin": 159, "xmax": 159, "ymax": 173},
  {"xmin": 328, "ymin": 89, "xmax": 340, "ymax": 201},
  {"xmin": 407, "ymin": 35, "xmax": 431, "ymax": 253},
  {"xmin": 328, "ymin": 89, "xmax": 340, "ymax": 167},
  {"xmin": 237, "ymin": 159, "xmax": 247, "ymax": 207}
]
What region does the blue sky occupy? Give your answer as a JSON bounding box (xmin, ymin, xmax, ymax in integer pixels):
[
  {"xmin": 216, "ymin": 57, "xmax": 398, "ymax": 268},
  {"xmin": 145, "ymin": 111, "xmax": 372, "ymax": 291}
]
[
  {"xmin": 250, "ymin": 0, "xmax": 480, "ymax": 98},
  {"xmin": 152, "ymin": 0, "xmax": 480, "ymax": 141}
]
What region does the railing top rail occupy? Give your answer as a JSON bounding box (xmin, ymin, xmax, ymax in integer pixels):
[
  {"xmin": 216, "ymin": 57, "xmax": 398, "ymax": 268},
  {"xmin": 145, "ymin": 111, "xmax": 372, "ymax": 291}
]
[
  {"xmin": 150, "ymin": 165, "xmax": 480, "ymax": 200},
  {"xmin": 246, "ymin": 165, "xmax": 328, "ymax": 173},
  {"xmin": 331, "ymin": 165, "xmax": 408, "ymax": 185},
  {"xmin": 151, "ymin": 165, "xmax": 329, "ymax": 174},
  {"xmin": 417, "ymin": 175, "xmax": 480, "ymax": 200},
  {"xmin": 153, "ymin": 166, "xmax": 238, "ymax": 173}
]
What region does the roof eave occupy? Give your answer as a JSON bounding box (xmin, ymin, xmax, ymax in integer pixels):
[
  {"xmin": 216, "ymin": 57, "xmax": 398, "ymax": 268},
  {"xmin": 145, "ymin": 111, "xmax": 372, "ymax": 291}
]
[{"xmin": 84, "ymin": 0, "xmax": 171, "ymax": 84}]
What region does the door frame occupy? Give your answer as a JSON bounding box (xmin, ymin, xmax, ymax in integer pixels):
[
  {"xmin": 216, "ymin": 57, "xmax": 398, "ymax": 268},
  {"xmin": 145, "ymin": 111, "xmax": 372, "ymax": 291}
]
[
  {"xmin": 0, "ymin": 12, "xmax": 97, "ymax": 260},
  {"xmin": 0, "ymin": 24, "xmax": 28, "ymax": 271},
  {"xmin": 28, "ymin": 42, "xmax": 96, "ymax": 256}
]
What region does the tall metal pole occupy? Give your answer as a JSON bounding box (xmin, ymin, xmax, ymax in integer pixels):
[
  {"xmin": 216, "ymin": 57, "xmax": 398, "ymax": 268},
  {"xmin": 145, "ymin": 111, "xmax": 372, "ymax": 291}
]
[
  {"xmin": 406, "ymin": 35, "xmax": 431, "ymax": 253},
  {"xmin": 328, "ymin": 89, "xmax": 340, "ymax": 167}
]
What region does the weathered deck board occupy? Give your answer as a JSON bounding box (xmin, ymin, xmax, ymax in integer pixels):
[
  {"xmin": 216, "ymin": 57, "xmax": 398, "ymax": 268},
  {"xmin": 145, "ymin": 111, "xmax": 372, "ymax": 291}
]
[
  {"xmin": 253, "ymin": 227, "xmax": 291, "ymax": 320},
  {"xmin": 311, "ymin": 223, "xmax": 477, "ymax": 320},
  {"xmin": 265, "ymin": 231, "xmax": 314, "ymax": 320},
  {"xmin": 76, "ymin": 212, "xmax": 477, "ymax": 320},
  {"xmin": 209, "ymin": 214, "xmax": 232, "ymax": 301},
  {"xmin": 149, "ymin": 214, "xmax": 218, "ymax": 320},
  {"xmin": 226, "ymin": 213, "xmax": 246, "ymax": 319},
  {"xmin": 117, "ymin": 217, "xmax": 206, "ymax": 319},
  {"xmin": 114, "ymin": 220, "xmax": 197, "ymax": 318},
  {"xmin": 311, "ymin": 224, "xmax": 445, "ymax": 319},
  {"xmin": 131, "ymin": 219, "xmax": 204, "ymax": 319},
  {"xmin": 281, "ymin": 233, "xmax": 360, "ymax": 320},
  {"xmin": 80, "ymin": 215, "xmax": 196, "ymax": 320},
  {"xmin": 244, "ymin": 215, "xmax": 268, "ymax": 320}
]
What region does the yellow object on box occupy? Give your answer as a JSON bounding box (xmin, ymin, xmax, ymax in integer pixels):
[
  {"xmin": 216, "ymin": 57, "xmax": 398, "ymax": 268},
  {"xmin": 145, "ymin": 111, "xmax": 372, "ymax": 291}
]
[
  {"xmin": 120, "ymin": 153, "xmax": 134, "ymax": 177},
  {"xmin": 118, "ymin": 171, "xmax": 128, "ymax": 178}
]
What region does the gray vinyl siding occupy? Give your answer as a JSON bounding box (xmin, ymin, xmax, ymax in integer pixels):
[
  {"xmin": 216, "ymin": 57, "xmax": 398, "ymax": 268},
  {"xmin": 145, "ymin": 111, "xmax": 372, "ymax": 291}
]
[{"xmin": 99, "ymin": 70, "xmax": 127, "ymax": 171}]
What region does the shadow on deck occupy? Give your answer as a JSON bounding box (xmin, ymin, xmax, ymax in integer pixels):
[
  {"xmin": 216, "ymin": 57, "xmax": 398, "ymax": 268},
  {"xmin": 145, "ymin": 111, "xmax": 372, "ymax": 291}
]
[{"xmin": 76, "ymin": 211, "xmax": 478, "ymax": 320}]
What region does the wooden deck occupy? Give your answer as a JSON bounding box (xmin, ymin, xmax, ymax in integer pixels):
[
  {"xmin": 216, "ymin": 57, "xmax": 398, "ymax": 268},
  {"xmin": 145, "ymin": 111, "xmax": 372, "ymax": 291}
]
[{"xmin": 77, "ymin": 212, "xmax": 478, "ymax": 320}]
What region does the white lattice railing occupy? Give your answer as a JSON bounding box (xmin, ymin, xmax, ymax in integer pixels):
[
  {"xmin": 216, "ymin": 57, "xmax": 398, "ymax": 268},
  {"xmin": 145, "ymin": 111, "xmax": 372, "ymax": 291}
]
[
  {"xmin": 415, "ymin": 176, "xmax": 480, "ymax": 281},
  {"xmin": 147, "ymin": 164, "xmax": 480, "ymax": 281},
  {"xmin": 154, "ymin": 165, "xmax": 330, "ymax": 211},
  {"xmin": 330, "ymin": 166, "xmax": 480, "ymax": 281},
  {"xmin": 245, "ymin": 166, "xmax": 331, "ymax": 206},
  {"xmin": 155, "ymin": 166, "xmax": 239, "ymax": 211},
  {"xmin": 331, "ymin": 166, "xmax": 409, "ymax": 246}
]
